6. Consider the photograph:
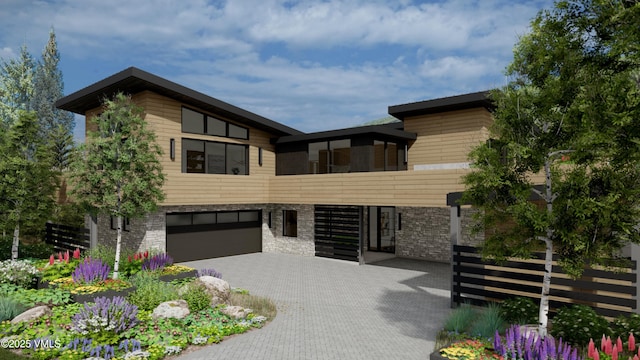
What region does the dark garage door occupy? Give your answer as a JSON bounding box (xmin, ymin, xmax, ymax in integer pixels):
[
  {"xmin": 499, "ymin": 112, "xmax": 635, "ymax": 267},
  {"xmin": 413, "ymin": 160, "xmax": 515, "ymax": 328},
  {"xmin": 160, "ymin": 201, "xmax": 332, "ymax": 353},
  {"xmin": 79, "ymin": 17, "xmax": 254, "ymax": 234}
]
[{"xmin": 166, "ymin": 210, "xmax": 262, "ymax": 262}]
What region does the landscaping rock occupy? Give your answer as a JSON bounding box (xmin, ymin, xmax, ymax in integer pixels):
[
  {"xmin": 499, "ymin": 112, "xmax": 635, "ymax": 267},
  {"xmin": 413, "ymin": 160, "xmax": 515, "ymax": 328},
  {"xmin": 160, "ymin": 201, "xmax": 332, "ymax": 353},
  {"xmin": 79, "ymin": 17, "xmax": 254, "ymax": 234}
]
[
  {"xmin": 11, "ymin": 306, "xmax": 51, "ymax": 324},
  {"xmin": 221, "ymin": 305, "xmax": 252, "ymax": 319},
  {"xmin": 195, "ymin": 276, "xmax": 230, "ymax": 305},
  {"xmin": 152, "ymin": 300, "xmax": 190, "ymax": 320}
]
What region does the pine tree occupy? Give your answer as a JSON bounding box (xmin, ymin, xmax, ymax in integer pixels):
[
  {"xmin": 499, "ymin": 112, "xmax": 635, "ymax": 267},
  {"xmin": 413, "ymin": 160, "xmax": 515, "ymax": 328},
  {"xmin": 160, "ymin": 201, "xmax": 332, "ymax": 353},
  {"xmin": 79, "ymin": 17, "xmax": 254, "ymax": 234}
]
[
  {"xmin": 0, "ymin": 45, "xmax": 35, "ymax": 127},
  {"xmin": 32, "ymin": 29, "xmax": 75, "ymax": 170},
  {"xmin": 0, "ymin": 111, "xmax": 57, "ymax": 259}
]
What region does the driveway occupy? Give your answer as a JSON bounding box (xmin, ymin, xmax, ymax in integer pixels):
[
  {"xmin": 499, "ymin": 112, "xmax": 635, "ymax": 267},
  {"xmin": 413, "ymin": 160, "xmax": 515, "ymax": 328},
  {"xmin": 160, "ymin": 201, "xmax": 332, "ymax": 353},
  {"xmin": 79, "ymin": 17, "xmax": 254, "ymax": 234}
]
[{"xmin": 176, "ymin": 253, "xmax": 451, "ymax": 360}]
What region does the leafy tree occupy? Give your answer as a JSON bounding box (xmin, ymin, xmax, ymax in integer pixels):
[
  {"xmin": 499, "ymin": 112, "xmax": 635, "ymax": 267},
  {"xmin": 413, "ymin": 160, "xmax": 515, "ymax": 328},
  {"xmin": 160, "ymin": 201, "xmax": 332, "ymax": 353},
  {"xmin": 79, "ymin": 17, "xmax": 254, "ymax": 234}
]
[
  {"xmin": 0, "ymin": 111, "xmax": 57, "ymax": 260},
  {"xmin": 463, "ymin": 0, "xmax": 640, "ymax": 336},
  {"xmin": 31, "ymin": 28, "xmax": 75, "ymax": 169},
  {"xmin": 70, "ymin": 93, "xmax": 165, "ymax": 279},
  {"xmin": 0, "ymin": 45, "xmax": 35, "ymax": 129}
]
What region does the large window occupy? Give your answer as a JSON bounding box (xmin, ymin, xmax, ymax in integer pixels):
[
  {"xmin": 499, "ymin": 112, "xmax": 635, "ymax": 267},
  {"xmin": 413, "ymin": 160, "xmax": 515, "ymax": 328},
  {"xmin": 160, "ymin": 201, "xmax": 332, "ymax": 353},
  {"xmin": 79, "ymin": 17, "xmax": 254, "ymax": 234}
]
[
  {"xmin": 374, "ymin": 140, "xmax": 402, "ymax": 171},
  {"xmin": 283, "ymin": 210, "xmax": 298, "ymax": 237},
  {"xmin": 182, "ymin": 107, "xmax": 249, "ymax": 140},
  {"xmin": 182, "ymin": 138, "xmax": 248, "ymax": 175},
  {"xmin": 308, "ymin": 140, "xmax": 351, "ymax": 174}
]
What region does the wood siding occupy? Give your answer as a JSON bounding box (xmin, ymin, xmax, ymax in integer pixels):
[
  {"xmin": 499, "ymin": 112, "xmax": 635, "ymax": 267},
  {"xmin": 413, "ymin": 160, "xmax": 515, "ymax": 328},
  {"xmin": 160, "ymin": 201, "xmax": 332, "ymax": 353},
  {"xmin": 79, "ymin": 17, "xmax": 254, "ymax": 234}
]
[
  {"xmin": 268, "ymin": 169, "xmax": 470, "ymax": 207},
  {"xmin": 83, "ymin": 91, "xmax": 277, "ymax": 206},
  {"xmin": 403, "ymin": 108, "xmax": 492, "ymax": 169},
  {"xmin": 82, "ymin": 91, "xmax": 498, "ymax": 207}
]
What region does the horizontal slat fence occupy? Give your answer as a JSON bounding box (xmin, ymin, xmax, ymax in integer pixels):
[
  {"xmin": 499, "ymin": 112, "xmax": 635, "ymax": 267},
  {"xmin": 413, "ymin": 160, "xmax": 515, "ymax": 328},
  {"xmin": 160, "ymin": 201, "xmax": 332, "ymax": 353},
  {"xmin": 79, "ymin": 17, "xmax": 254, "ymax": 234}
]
[
  {"xmin": 314, "ymin": 205, "xmax": 360, "ymax": 262},
  {"xmin": 45, "ymin": 222, "xmax": 90, "ymax": 253},
  {"xmin": 452, "ymin": 245, "xmax": 637, "ymax": 318}
]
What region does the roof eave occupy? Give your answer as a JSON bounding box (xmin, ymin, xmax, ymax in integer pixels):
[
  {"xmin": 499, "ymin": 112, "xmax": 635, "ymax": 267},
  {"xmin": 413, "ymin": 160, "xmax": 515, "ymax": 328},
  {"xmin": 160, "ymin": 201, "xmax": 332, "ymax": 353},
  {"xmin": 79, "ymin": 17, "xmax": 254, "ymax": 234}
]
[
  {"xmin": 388, "ymin": 90, "xmax": 494, "ymax": 120},
  {"xmin": 55, "ymin": 67, "xmax": 303, "ymax": 137}
]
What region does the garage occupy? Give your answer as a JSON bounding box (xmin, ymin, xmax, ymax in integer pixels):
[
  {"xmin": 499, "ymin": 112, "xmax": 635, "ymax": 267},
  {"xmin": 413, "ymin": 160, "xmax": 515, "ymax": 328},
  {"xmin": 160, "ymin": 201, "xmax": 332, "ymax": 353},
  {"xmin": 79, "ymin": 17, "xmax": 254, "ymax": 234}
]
[{"xmin": 166, "ymin": 210, "xmax": 262, "ymax": 262}]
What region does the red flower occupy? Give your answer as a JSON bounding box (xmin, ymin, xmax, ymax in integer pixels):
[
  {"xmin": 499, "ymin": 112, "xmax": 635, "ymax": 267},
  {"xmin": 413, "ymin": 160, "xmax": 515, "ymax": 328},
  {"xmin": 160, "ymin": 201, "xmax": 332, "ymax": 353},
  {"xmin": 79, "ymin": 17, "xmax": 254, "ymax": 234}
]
[
  {"xmin": 128, "ymin": 255, "xmax": 132, "ymax": 262},
  {"xmin": 73, "ymin": 248, "xmax": 81, "ymax": 259},
  {"xmin": 143, "ymin": 250, "xmax": 149, "ymax": 258},
  {"xmin": 134, "ymin": 253, "xmax": 139, "ymax": 261},
  {"xmin": 49, "ymin": 255, "xmax": 55, "ymax": 265}
]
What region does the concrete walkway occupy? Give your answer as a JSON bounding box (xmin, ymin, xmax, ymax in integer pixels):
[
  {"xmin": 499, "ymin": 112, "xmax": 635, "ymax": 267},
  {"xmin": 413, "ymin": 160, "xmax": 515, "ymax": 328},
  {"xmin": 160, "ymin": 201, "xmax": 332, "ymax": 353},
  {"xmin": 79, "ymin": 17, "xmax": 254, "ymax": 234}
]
[{"xmin": 176, "ymin": 253, "xmax": 451, "ymax": 360}]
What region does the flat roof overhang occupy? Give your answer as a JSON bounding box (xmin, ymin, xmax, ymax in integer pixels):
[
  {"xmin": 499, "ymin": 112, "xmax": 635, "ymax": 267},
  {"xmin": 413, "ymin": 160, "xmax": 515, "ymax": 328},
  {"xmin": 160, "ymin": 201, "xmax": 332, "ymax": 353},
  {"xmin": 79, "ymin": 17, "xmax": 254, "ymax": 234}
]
[
  {"xmin": 275, "ymin": 122, "xmax": 416, "ymax": 145},
  {"xmin": 55, "ymin": 67, "xmax": 303, "ymax": 137},
  {"xmin": 389, "ymin": 90, "xmax": 493, "ymax": 121}
]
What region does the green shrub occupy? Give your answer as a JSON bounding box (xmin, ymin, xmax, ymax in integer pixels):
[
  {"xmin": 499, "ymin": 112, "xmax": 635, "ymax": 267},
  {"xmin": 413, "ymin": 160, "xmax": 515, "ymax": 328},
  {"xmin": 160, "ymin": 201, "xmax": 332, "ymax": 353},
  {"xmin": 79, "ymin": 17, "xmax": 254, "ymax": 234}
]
[
  {"xmin": 611, "ymin": 313, "xmax": 640, "ymax": 340},
  {"xmin": 182, "ymin": 283, "xmax": 211, "ymax": 313},
  {"xmin": 443, "ymin": 303, "xmax": 476, "ymax": 333},
  {"xmin": 0, "ymin": 236, "xmax": 53, "ymax": 261},
  {"xmin": 0, "ymin": 296, "xmax": 26, "ymax": 322},
  {"xmin": 84, "ymin": 244, "xmax": 116, "ymax": 269},
  {"xmin": 469, "ymin": 302, "xmax": 505, "ymax": 338},
  {"xmin": 550, "ymin": 304, "xmax": 611, "ymax": 347},
  {"xmin": 500, "ymin": 297, "xmax": 539, "ymax": 325},
  {"xmin": 127, "ymin": 273, "xmax": 179, "ymax": 311}
]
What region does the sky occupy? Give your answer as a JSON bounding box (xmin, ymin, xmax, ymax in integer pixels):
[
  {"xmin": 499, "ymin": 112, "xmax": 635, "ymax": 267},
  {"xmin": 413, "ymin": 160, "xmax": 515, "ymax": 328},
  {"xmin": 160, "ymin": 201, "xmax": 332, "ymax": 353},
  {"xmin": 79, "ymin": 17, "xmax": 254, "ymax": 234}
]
[{"xmin": 0, "ymin": 0, "xmax": 555, "ymax": 141}]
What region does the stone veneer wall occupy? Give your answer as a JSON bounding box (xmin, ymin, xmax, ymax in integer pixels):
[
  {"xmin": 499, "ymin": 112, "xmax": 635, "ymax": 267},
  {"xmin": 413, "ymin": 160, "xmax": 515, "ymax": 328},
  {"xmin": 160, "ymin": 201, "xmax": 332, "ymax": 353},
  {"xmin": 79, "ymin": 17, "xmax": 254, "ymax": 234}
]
[
  {"xmin": 394, "ymin": 206, "xmax": 485, "ymax": 263},
  {"xmin": 262, "ymin": 204, "xmax": 315, "ymax": 256},
  {"xmin": 460, "ymin": 207, "xmax": 484, "ymax": 246},
  {"xmin": 395, "ymin": 206, "xmax": 450, "ymax": 263}
]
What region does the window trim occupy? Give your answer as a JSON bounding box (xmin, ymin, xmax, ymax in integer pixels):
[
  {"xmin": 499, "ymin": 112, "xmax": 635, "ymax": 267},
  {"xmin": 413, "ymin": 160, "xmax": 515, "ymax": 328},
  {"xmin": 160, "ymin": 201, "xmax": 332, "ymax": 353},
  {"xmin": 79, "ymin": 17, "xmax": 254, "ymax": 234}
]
[
  {"xmin": 181, "ymin": 106, "xmax": 249, "ymax": 140},
  {"xmin": 110, "ymin": 216, "xmax": 130, "ymax": 232},
  {"xmin": 182, "ymin": 138, "xmax": 249, "ymax": 175},
  {"xmin": 283, "ymin": 210, "xmax": 298, "ymax": 237}
]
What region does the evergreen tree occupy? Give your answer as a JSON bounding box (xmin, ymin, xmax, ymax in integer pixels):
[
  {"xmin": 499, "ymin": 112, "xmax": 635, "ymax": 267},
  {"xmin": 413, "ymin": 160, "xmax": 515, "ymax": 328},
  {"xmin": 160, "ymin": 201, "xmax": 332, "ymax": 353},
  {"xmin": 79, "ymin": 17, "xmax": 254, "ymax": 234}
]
[
  {"xmin": 32, "ymin": 29, "xmax": 75, "ymax": 170},
  {"xmin": 0, "ymin": 111, "xmax": 57, "ymax": 260},
  {"xmin": 70, "ymin": 93, "xmax": 165, "ymax": 279},
  {"xmin": 463, "ymin": 0, "xmax": 640, "ymax": 336},
  {"xmin": 0, "ymin": 45, "xmax": 34, "ymax": 128}
]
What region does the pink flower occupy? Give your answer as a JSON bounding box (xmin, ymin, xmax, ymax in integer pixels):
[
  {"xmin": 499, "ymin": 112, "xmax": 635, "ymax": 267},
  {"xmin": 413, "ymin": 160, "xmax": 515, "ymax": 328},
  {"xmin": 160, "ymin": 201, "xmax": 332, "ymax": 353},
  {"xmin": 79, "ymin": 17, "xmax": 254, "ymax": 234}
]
[
  {"xmin": 630, "ymin": 333, "xmax": 636, "ymax": 352},
  {"xmin": 593, "ymin": 350, "xmax": 599, "ymax": 360},
  {"xmin": 612, "ymin": 344, "xmax": 618, "ymax": 360},
  {"xmin": 49, "ymin": 255, "xmax": 54, "ymax": 265},
  {"xmin": 63, "ymin": 250, "xmax": 70, "ymax": 263},
  {"xmin": 605, "ymin": 336, "xmax": 613, "ymax": 355},
  {"xmin": 72, "ymin": 248, "xmax": 81, "ymax": 259},
  {"xmin": 617, "ymin": 337, "xmax": 623, "ymax": 353},
  {"xmin": 588, "ymin": 339, "xmax": 596, "ymax": 358}
]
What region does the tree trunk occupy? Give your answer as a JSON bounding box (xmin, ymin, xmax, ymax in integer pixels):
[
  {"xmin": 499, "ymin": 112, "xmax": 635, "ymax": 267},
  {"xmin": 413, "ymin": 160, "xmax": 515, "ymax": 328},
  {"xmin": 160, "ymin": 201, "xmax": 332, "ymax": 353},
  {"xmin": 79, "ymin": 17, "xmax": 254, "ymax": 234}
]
[
  {"xmin": 11, "ymin": 222, "xmax": 19, "ymax": 260},
  {"xmin": 112, "ymin": 215, "xmax": 122, "ymax": 280},
  {"xmin": 538, "ymin": 157, "xmax": 555, "ymax": 337},
  {"xmin": 539, "ymin": 238, "xmax": 553, "ymax": 337}
]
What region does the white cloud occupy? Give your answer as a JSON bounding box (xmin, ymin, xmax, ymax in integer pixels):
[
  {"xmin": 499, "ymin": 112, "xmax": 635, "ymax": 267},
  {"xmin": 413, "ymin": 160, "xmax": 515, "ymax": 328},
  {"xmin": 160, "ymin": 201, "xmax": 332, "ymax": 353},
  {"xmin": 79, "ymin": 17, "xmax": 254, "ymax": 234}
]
[
  {"xmin": 0, "ymin": 0, "xmax": 554, "ymax": 134},
  {"xmin": 0, "ymin": 47, "xmax": 16, "ymax": 60}
]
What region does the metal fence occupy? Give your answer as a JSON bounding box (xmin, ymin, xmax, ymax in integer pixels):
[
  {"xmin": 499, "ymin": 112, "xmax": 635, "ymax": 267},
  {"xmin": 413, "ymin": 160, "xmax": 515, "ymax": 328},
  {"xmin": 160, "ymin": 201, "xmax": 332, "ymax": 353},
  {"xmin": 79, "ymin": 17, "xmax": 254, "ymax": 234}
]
[{"xmin": 452, "ymin": 244, "xmax": 637, "ymax": 318}]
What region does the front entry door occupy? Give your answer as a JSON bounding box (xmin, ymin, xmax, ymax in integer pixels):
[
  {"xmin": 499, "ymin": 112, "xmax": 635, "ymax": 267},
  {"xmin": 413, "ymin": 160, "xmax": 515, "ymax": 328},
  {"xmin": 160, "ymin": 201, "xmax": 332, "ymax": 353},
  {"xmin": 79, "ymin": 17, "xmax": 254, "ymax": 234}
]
[{"xmin": 368, "ymin": 206, "xmax": 395, "ymax": 253}]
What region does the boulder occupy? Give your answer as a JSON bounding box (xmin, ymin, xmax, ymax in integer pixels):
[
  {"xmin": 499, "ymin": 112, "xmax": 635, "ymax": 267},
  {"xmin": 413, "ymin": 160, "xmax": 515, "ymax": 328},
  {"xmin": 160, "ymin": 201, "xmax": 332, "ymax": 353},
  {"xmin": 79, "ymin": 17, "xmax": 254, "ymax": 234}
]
[
  {"xmin": 11, "ymin": 306, "xmax": 51, "ymax": 324},
  {"xmin": 221, "ymin": 305, "xmax": 252, "ymax": 319},
  {"xmin": 195, "ymin": 276, "xmax": 230, "ymax": 305},
  {"xmin": 152, "ymin": 300, "xmax": 190, "ymax": 320}
]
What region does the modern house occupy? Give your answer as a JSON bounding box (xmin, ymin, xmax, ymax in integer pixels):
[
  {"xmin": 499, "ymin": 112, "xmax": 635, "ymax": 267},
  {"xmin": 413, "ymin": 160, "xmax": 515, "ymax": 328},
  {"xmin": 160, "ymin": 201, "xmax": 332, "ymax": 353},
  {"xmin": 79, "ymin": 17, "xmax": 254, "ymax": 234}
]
[{"xmin": 56, "ymin": 67, "xmax": 491, "ymax": 264}]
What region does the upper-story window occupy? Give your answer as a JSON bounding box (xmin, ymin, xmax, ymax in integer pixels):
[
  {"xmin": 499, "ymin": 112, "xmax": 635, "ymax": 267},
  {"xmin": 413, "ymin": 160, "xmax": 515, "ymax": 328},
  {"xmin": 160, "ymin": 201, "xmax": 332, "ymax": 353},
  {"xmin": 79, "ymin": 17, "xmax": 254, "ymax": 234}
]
[
  {"xmin": 374, "ymin": 140, "xmax": 402, "ymax": 171},
  {"xmin": 308, "ymin": 139, "xmax": 351, "ymax": 174},
  {"xmin": 182, "ymin": 107, "xmax": 249, "ymax": 140},
  {"xmin": 182, "ymin": 138, "xmax": 248, "ymax": 175}
]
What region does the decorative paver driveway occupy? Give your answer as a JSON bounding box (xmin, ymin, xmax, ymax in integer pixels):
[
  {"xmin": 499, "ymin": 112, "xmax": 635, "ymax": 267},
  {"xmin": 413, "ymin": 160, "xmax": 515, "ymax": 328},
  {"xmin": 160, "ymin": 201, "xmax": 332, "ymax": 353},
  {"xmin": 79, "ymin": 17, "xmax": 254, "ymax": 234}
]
[{"xmin": 177, "ymin": 253, "xmax": 451, "ymax": 360}]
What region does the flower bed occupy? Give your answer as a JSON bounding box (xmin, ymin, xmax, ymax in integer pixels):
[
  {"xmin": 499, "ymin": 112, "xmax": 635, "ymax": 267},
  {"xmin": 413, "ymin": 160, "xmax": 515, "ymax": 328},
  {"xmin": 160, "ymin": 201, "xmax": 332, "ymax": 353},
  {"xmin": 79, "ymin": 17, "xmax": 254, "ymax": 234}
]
[{"xmin": 0, "ymin": 249, "xmax": 274, "ymax": 360}]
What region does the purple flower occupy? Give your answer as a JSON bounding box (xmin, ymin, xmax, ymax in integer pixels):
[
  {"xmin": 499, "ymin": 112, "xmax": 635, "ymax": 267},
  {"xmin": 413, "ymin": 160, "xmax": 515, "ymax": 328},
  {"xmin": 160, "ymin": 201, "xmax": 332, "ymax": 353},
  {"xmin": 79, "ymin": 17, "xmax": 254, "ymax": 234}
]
[
  {"xmin": 142, "ymin": 253, "xmax": 173, "ymax": 271},
  {"xmin": 72, "ymin": 258, "xmax": 110, "ymax": 284},
  {"xmin": 197, "ymin": 268, "xmax": 222, "ymax": 279},
  {"xmin": 72, "ymin": 296, "xmax": 138, "ymax": 335}
]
